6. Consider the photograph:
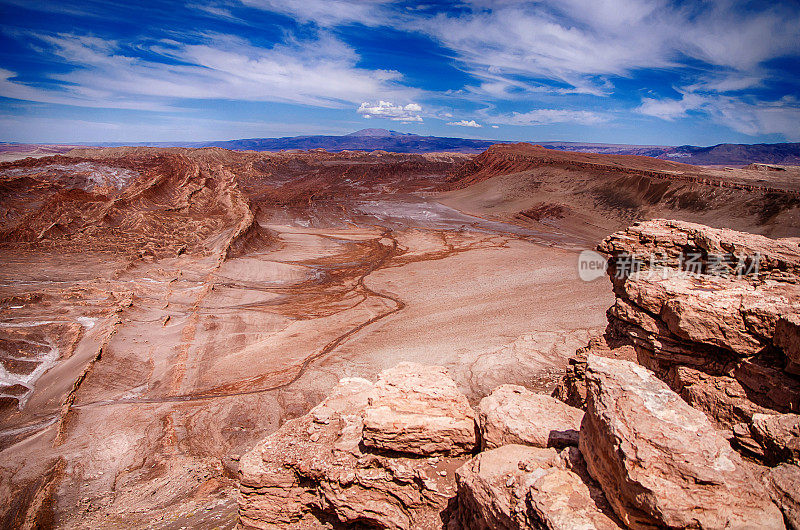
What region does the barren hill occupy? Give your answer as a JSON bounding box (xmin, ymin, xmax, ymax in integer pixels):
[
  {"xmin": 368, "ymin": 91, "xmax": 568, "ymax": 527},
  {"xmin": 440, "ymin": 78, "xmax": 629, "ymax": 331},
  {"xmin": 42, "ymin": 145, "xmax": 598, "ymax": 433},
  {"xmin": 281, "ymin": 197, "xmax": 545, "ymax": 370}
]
[{"xmin": 440, "ymin": 143, "xmax": 800, "ymax": 242}]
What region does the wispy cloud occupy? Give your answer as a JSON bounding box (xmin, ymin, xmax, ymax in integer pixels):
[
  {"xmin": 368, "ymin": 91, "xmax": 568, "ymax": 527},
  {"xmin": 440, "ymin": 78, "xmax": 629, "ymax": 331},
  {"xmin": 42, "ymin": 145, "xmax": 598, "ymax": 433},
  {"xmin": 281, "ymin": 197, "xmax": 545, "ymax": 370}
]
[
  {"xmin": 3, "ymin": 31, "xmax": 418, "ymax": 110},
  {"xmin": 638, "ymin": 92, "xmax": 800, "ymax": 140},
  {"xmin": 414, "ymin": 0, "xmax": 800, "ymax": 100},
  {"xmin": 239, "ymin": 0, "xmax": 393, "ymax": 27},
  {"xmin": 491, "ymin": 109, "xmax": 608, "ymax": 126},
  {"xmin": 637, "ymin": 94, "xmax": 705, "ymax": 121}
]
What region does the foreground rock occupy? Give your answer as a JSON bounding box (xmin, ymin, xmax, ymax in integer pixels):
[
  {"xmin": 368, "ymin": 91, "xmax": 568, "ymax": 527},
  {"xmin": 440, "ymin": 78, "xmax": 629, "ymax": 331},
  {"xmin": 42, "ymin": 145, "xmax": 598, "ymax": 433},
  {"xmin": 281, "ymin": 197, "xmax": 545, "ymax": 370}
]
[
  {"xmin": 362, "ymin": 362, "xmax": 477, "ymax": 456},
  {"xmin": 558, "ymin": 220, "xmax": 800, "ymax": 435},
  {"xmin": 765, "ymin": 464, "xmax": 800, "ymax": 530},
  {"xmin": 477, "ymin": 385, "xmax": 583, "ymax": 450},
  {"xmin": 238, "ymin": 364, "xmax": 474, "ymax": 529},
  {"xmin": 450, "ymin": 444, "xmax": 621, "ymax": 530},
  {"xmin": 581, "ymin": 355, "xmax": 784, "ymax": 528},
  {"xmin": 751, "ymin": 413, "xmax": 800, "ymax": 465}
]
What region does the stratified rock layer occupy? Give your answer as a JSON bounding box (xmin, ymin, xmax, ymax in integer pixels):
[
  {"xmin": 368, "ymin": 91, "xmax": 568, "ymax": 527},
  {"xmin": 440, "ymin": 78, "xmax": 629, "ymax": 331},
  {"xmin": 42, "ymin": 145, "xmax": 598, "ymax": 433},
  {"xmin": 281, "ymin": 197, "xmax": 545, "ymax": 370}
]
[
  {"xmin": 477, "ymin": 384, "xmax": 583, "ymax": 450},
  {"xmin": 362, "ymin": 362, "xmax": 477, "ymax": 456},
  {"xmin": 580, "ymin": 355, "xmax": 784, "ymax": 529},
  {"xmin": 238, "ymin": 364, "xmax": 476, "ymax": 529}
]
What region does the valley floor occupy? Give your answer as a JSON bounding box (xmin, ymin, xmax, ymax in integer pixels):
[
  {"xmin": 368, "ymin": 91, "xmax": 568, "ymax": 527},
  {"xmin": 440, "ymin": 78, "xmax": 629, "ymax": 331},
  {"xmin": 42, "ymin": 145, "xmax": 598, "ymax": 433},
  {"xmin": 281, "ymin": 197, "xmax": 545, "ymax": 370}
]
[{"xmin": 0, "ymin": 206, "xmax": 610, "ymax": 528}]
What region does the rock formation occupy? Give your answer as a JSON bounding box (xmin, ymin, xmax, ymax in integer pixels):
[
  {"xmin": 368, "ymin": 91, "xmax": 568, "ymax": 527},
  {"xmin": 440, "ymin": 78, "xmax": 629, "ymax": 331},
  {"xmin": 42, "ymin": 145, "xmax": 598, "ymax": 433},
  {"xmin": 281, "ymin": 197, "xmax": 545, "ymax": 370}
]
[
  {"xmin": 557, "ymin": 219, "xmax": 800, "ymax": 432},
  {"xmin": 476, "ymin": 384, "xmax": 582, "ymax": 450},
  {"xmin": 361, "ymin": 363, "xmax": 477, "ymax": 456},
  {"xmin": 580, "ymin": 355, "xmax": 783, "ymax": 528},
  {"xmin": 239, "ymin": 219, "xmax": 800, "ymax": 529},
  {"xmin": 238, "ymin": 363, "xmax": 473, "ymax": 529}
]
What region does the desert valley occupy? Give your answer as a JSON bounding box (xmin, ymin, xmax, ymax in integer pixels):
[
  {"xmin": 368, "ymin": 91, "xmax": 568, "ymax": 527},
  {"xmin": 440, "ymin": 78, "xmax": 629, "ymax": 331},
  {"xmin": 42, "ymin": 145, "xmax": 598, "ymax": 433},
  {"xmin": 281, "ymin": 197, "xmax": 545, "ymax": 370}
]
[
  {"xmin": 0, "ymin": 139, "xmax": 798, "ymax": 528},
  {"xmin": 2, "ymin": 0, "xmax": 800, "ymax": 528}
]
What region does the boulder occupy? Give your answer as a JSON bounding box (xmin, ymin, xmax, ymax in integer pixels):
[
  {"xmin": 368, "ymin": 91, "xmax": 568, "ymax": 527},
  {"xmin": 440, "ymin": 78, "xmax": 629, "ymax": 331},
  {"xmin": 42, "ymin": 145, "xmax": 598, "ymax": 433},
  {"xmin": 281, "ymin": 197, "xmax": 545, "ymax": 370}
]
[
  {"xmin": 451, "ymin": 444, "xmax": 621, "ymax": 530},
  {"xmin": 751, "ymin": 413, "xmax": 800, "ymax": 465},
  {"xmin": 477, "ymin": 385, "xmax": 583, "ymax": 450},
  {"xmin": 362, "ymin": 362, "xmax": 476, "ymax": 456},
  {"xmin": 238, "ymin": 373, "xmax": 468, "ymax": 529},
  {"xmin": 765, "ymin": 464, "xmax": 800, "ymax": 530},
  {"xmin": 580, "ymin": 355, "xmax": 785, "ymax": 529}
]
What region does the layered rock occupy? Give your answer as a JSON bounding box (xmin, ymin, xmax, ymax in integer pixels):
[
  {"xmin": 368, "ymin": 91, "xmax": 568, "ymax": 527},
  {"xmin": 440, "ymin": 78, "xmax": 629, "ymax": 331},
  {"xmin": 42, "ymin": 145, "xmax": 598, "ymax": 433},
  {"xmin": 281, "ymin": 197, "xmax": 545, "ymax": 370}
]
[
  {"xmin": 476, "ymin": 385, "xmax": 583, "ymax": 450},
  {"xmin": 578, "ymin": 219, "xmax": 800, "ymax": 432},
  {"xmin": 238, "ymin": 364, "xmax": 474, "ymax": 529},
  {"xmin": 362, "ymin": 362, "xmax": 477, "ymax": 456},
  {"xmin": 580, "ymin": 355, "xmax": 784, "ymax": 528},
  {"xmin": 239, "ymin": 220, "xmax": 800, "ymax": 529}
]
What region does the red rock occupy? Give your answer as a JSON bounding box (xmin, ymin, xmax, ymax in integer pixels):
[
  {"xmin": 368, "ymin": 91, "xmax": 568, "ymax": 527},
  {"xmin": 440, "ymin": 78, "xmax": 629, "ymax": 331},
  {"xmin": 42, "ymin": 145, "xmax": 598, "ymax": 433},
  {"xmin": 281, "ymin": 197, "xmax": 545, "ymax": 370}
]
[
  {"xmin": 764, "ymin": 464, "xmax": 800, "ymax": 530},
  {"xmin": 580, "ymin": 355, "xmax": 784, "ymax": 529},
  {"xmin": 477, "ymin": 384, "xmax": 583, "ymax": 450},
  {"xmin": 362, "ymin": 362, "xmax": 477, "ymax": 456},
  {"xmin": 751, "ymin": 413, "xmax": 800, "ymax": 465},
  {"xmin": 776, "ymin": 314, "xmax": 800, "ymax": 376}
]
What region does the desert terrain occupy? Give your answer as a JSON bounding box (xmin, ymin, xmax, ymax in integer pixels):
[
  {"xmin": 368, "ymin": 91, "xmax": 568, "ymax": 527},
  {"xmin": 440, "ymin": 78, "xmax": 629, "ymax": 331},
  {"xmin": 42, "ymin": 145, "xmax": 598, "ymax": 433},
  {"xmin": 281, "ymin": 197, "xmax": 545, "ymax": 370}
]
[{"xmin": 0, "ymin": 144, "xmax": 799, "ymax": 528}]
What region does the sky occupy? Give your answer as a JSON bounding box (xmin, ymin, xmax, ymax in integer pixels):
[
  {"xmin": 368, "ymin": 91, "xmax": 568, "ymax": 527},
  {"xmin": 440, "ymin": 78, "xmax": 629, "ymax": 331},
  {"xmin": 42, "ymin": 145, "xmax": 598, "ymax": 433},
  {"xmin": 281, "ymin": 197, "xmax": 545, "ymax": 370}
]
[{"xmin": 0, "ymin": 0, "xmax": 798, "ymax": 146}]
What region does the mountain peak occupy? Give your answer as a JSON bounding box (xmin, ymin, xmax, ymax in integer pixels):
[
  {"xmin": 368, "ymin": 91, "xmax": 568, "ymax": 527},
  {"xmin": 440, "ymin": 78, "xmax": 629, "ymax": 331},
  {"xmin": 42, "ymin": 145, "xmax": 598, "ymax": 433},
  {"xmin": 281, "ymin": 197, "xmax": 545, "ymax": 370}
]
[{"xmin": 346, "ymin": 128, "xmax": 413, "ymax": 137}]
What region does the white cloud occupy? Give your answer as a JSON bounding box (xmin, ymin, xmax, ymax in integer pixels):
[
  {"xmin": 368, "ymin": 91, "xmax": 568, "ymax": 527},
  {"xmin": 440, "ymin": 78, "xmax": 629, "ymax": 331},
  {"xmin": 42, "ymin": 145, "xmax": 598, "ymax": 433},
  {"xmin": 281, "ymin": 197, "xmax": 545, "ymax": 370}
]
[
  {"xmin": 491, "ymin": 109, "xmax": 607, "ymax": 126},
  {"xmin": 239, "ymin": 0, "xmax": 393, "ymax": 27},
  {"xmin": 357, "ymin": 100, "xmax": 423, "ymax": 122},
  {"xmin": 637, "ymin": 94, "xmax": 705, "ymax": 121},
  {"xmin": 491, "ymin": 125, "xmax": 499, "ymax": 128},
  {"xmin": 415, "ymin": 1, "xmax": 800, "ymax": 98},
  {"xmin": 636, "ymin": 92, "xmax": 800, "ymax": 140},
  {"xmin": 3, "ymin": 32, "xmax": 417, "ymax": 110},
  {"xmin": 447, "ymin": 119, "xmax": 482, "ymax": 128}
]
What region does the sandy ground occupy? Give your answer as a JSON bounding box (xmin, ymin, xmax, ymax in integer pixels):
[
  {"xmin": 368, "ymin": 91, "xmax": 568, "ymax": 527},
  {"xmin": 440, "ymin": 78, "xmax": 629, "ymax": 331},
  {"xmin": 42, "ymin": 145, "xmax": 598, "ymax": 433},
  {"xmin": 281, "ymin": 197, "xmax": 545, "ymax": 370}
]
[{"xmin": 0, "ymin": 200, "xmax": 610, "ymax": 528}]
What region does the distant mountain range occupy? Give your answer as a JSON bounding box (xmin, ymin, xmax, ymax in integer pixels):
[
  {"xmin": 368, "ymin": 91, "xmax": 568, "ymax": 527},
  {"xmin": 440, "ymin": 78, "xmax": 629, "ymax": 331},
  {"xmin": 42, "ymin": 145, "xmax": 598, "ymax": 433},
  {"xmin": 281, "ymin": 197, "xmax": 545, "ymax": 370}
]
[{"xmin": 5, "ymin": 129, "xmax": 800, "ymax": 166}]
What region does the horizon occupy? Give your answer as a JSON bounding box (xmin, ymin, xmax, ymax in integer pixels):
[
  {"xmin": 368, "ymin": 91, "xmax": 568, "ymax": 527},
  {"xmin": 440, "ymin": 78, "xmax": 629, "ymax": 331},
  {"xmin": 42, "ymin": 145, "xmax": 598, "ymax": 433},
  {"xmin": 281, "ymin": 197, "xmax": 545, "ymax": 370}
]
[
  {"xmin": 0, "ymin": 1, "xmax": 799, "ymax": 145},
  {"xmin": 4, "ymin": 127, "xmax": 800, "ymax": 150}
]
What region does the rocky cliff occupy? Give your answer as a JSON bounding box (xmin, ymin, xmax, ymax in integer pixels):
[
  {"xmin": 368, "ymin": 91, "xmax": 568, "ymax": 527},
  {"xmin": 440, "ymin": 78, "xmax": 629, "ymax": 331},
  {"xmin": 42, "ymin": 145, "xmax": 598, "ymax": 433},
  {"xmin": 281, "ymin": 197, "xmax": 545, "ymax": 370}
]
[{"xmin": 237, "ymin": 219, "xmax": 800, "ymax": 529}]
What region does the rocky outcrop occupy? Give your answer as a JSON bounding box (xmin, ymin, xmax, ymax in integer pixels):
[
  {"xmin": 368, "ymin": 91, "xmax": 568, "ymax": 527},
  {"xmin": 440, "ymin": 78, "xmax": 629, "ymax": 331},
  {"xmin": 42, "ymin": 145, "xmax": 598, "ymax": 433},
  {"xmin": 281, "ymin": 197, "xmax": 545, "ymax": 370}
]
[
  {"xmin": 362, "ymin": 362, "xmax": 476, "ymax": 456},
  {"xmin": 239, "ymin": 220, "xmax": 800, "ymax": 529},
  {"xmin": 581, "ymin": 355, "xmax": 784, "ymax": 528},
  {"xmin": 584, "ymin": 219, "xmax": 800, "ymax": 432},
  {"xmin": 450, "ymin": 444, "xmax": 622, "ymax": 530},
  {"xmin": 476, "ymin": 385, "xmax": 583, "ymax": 450},
  {"xmin": 238, "ymin": 365, "xmax": 473, "ymax": 529}
]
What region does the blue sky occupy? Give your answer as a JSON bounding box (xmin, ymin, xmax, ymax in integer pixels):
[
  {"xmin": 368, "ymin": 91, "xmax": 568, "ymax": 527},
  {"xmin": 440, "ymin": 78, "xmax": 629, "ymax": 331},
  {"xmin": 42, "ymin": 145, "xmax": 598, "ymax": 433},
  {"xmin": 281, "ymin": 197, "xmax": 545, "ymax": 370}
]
[{"xmin": 0, "ymin": 0, "xmax": 798, "ymax": 145}]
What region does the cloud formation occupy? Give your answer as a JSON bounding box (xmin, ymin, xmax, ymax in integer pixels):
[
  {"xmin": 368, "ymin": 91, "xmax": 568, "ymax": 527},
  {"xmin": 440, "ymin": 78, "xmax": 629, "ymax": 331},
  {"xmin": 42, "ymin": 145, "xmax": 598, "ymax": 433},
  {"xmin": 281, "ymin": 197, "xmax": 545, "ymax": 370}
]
[
  {"xmin": 3, "ymin": 31, "xmax": 416, "ymax": 110},
  {"xmin": 357, "ymin": 101, "xmax": 423, "ymax": 122},
  {"xmin": 492, "ymin": 109, "xmax": 607, "ymax": 126},
  {"xmin": 447, "ymin": 119, "xmax": 482, "ymax": 127},
  {"xmin": 1, "ymin": 0, "xmax": 798, "ymax": 143}
]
